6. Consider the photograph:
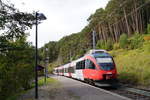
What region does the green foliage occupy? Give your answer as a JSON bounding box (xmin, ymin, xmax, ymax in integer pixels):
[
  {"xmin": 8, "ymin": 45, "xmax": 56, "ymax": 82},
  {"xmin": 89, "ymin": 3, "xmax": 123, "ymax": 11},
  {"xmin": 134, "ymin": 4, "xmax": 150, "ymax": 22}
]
[
  {"xmin": 31, "ymin": 77, "xmax": 58, "ymax": 88},
  {"xmin": 142, "ymin": 41, "xmax": 150, "ymax": 52},
  {"xmin": 96, "ymin": 39, "xmax": 113, "ymax": 50},
  {"xmin": 39, "ymin": 26, "xmax": 91, "ymax": 66},
  {"xmin": 147, "ymin": 24, "xmax": 150, "ymax": 34},
  {"xmin": 119, "ymin": 34, "xmax": 128, "ymax": 49},
  {"xmin": 96, "ymin": 40, "xmax": 105, "ymax": 49},
  {"xmin": 128, "ymin": 33, "xmax": 144, "ymax": 49},
  {"xmin": 106, "ymin": 39, "xmax": 113, "ymax": 50},
  {"xmin": 110, "ymin": 46, "xmax": 150, "ymax": 86},
  {"xmin": 39, "ymin": 41, "xmax": 59, "ymax": 65},
  {"xmin": 113, "ymin": 43, "xmax": 120, "ymax": 50},
  {"xmin": 0, "ymin": 39, "xmax": 35, "ymax": 100},
  {"xmin": 0, "ymin": 1, "xmax": 35, "ymax": 100}
]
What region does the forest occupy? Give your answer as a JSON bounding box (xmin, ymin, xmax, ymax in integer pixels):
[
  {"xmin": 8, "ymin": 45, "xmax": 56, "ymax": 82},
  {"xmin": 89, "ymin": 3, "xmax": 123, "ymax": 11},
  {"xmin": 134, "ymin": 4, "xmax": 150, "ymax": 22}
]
[
  {"xmin": 39, "ymin": 0, "xmax": 150, "ymax": 65},
  {"xmin": 39, "ymin": 0, "xmax": 150, "ymax": 86}
]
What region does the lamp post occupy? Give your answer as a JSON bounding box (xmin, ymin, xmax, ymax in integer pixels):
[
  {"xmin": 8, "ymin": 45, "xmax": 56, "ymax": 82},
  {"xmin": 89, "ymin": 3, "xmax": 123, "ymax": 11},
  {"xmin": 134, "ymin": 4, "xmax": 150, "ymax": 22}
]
[
  {"xmin": 35, "ymin": 12, "xmax": 46, "ymax": 99},
  {"xmin": 45, "ymin": 47, "xmax": 49, "ymax": 83}
]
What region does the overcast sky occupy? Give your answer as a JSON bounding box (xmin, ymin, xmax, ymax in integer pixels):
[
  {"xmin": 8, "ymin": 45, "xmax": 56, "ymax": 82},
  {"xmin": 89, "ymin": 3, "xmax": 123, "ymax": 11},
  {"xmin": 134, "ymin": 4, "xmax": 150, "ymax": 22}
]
[{"xmin": 8, "ymin": 0, "xmax": 109, "ymax": 47}]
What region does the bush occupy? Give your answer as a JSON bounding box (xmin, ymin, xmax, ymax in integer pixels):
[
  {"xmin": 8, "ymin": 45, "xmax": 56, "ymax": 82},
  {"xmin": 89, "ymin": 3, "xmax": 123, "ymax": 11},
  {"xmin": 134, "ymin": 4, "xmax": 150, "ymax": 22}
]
[
  {"xmin": 128, "ymin": 33, "xmax": 144, "ymax": 49},
  {"xmin": 147, "ymin": 24, "xmax": 150, "ymax": 34},
  {"xmin": 105, "ymin": 39, "xmax": 113, "ymax": 50},
  {"xmin": 96, "ymin": 40, "xmax": 105, "ymax": 49},
  {"xmin": 113, "ymin": 43, "xmax": 120, "ymax": 50},
  {"xmin": 96, "ymin": 39, "xmax": 113, "ymax": 50},
  {"xmin": 0, "ymin": 40, "xmax": 34, "ymax": 100},
  {"xmin": 119, "ymin": 34, "xmax": 128, "ymax": 49}
]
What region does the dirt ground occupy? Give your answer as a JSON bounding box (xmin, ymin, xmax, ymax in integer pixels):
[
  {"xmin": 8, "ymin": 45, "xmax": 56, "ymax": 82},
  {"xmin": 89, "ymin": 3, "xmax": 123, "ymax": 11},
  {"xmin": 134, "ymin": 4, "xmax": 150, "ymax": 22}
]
[{"xmin": 17, "ymin": 82, "xmax": 80, "ymax": 100}]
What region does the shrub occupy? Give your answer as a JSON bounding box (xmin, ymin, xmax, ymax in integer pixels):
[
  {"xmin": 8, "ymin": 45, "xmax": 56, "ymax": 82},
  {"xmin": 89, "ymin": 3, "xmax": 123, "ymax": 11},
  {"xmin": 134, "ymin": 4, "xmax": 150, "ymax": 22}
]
[
  {"xmin": 96, "ymin": 39, "xmax": 113, "ymax": 50},
  {"xmin": 113, "ymin": 43, "xmax": 120, "ymax": 50},
  {"xmin": 128, "ymin": 33, "xmax": 144, "ymax": 49},
  {"xmin": 96, "ymin": 40, "xmax": 105, "ymax": 49},
  {"xmin": 147, "ymin": 24, "xmax": 150, "ymax": 34},
  {"xmin": 119, "ymin": 34, "xmax": 128, "ymax": 49},
  {"xmin": 105, "ymin": 39, "xmax": 113, "ymax": 50}
]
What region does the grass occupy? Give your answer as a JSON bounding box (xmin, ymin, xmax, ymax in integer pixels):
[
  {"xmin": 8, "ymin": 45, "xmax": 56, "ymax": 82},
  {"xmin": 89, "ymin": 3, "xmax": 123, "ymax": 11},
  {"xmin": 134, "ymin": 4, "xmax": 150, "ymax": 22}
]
[
  {"xmin": 38, "ymin": 77, "xmax": 58, "ymax": 86},
  {"xmin": 110, "ymin": 41, "xmax": 150, "ymax": 86},
  {"xmin": 30, "ymin": 77, "xmax": 58, "ymax": 88}
]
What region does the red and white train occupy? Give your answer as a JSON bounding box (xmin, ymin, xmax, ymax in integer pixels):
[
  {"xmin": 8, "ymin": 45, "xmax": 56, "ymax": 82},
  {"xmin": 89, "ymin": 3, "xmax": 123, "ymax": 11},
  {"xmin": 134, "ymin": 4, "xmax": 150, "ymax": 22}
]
[{"xmin": 53, "ymin": 49, "xmax": 118, "ymax": 86}]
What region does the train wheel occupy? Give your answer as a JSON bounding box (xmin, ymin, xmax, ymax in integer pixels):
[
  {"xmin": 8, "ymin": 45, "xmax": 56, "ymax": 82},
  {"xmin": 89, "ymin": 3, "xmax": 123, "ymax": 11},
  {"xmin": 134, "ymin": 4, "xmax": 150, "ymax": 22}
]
[
  {"xmin": 84, "ymin": 79, "xmax": 88, "ymax": 83},
  {"xmin": 89, "ymin": 79, "xmax": 95, "ymax": 86}
]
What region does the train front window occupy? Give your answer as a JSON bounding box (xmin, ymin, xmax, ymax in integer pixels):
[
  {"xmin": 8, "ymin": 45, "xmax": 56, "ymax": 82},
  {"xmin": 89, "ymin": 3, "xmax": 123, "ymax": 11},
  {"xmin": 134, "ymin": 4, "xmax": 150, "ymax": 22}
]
[
  {"xmin": 93, "ymin": 52, "xmax": 110, "ymax": 58},
  {"xmin": 95, "ymin": 53, "xmax": 115, "ymax": 71},
  {"xmin": 98, "ymin": 63, "xmax": 114, "ymax": 71}
]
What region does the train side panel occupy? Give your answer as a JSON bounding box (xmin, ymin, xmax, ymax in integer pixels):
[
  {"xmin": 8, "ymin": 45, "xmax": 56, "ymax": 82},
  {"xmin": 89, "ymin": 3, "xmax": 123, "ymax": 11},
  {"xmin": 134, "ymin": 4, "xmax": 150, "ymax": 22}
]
[{"xmin": 75, "ymin": 70, "xmax": 84, "ymax": 80}]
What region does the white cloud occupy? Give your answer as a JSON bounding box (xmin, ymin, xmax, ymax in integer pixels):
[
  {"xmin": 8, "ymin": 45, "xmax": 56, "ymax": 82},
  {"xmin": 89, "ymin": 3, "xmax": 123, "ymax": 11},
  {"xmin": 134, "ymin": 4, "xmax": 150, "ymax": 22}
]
[{"xmin": 8, "ymin": 0, "xmax": 109, "ymax": 47}]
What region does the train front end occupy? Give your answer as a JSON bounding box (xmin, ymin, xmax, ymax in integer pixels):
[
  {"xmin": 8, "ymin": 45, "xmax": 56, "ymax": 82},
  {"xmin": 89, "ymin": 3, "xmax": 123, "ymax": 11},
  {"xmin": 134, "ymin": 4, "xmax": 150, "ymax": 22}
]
[
  {"xmin": 93, "ymin": 52, "xmax": 118, "ymax": 86},
  {"xmin": 83, "ymin": 50, "xmax": 118, "ymax": 86}
]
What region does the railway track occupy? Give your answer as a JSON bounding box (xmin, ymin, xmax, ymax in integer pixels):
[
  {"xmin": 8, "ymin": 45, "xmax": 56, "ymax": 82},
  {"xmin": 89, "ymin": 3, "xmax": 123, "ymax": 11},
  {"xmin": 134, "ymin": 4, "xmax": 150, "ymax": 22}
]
[
  {"xmin": 99, "ymin": 85, "xmax": 150, "ymax": 100},
  {"xmin": 59, "ymin": 75, "xmax": 150, "ymax": 100}
]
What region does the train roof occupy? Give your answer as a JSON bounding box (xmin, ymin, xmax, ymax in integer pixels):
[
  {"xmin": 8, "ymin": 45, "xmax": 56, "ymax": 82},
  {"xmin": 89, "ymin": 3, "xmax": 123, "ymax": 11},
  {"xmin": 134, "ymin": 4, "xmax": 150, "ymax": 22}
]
[
  {"xmin": 85, "ymin": 49, "xmax": 112, "ymax": 58},
  {"xmin": 85, "ymin": 49, "xmax": 107, "ymax": 55}
]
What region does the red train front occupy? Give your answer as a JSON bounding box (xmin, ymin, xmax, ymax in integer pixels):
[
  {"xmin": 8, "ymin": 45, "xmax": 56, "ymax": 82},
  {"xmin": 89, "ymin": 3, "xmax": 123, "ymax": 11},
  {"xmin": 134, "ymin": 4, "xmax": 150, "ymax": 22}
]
[{"xmin": 82, "ymin": 50, "xmax": 117, "ymax": 86}]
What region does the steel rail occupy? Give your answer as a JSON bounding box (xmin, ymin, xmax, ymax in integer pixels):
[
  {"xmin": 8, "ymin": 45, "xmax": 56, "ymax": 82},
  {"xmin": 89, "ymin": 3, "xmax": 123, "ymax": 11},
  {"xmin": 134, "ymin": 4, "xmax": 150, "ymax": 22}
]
[{"xmin": 121, "ymin": 87, "xmax": 150, "ymax": 97}]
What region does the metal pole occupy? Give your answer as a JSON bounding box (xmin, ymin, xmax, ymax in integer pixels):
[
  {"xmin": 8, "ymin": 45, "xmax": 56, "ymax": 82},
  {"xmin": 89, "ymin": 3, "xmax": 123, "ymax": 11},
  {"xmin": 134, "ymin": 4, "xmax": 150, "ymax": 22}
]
[
  {"xmin": 44, "ymin": 62, "xmax": 46, "ymax": 84},
  {"xmin": 35, "ymin": 12, "xmax": 38, "ymax": 99},
  {"xmin": 92, "ymin": 30, "xmax": 96, "ymax": 49},
  {"xmin": 44, "ymin": 48, "xmax": 47, "ymax": 84},
  {"xmin": 45, "ymin": 48, "xmax": 48, "ymax": 83}
]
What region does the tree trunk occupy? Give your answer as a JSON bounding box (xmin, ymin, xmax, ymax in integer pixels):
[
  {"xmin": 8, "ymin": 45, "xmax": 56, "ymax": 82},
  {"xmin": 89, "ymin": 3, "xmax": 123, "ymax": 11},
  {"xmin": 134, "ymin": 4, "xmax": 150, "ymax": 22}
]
[{"xmin": 123, "ymin": 7, "xmax": 131, "ymax": 36}]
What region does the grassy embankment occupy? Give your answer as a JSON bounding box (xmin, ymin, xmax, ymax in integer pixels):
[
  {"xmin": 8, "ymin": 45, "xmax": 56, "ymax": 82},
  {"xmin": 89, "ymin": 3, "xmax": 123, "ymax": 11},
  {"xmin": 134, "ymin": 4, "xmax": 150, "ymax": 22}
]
[
  {"xmin": 110, "ymin": 41, "xmax": 150, "ymax": 86},
  {"xmin": 7, "ymin": 77, "xmax": 58, "ymax": 100}
]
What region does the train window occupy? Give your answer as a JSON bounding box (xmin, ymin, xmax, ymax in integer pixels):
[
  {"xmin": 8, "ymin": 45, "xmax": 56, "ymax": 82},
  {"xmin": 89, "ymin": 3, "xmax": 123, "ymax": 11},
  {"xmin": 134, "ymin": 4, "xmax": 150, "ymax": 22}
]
[
  {"xmin": 85, "ymin": 59, "xmax": 95, "ymax": 69},
  {"xmin": 66, "ymin": 68, "xmax": 68, "ymax": 73},
  {"xmin": 99, "ymin": 63, "xmax": 114, "ymax": 71},
  {"xmin": 68, "ymin": 67, "xmax": 75, "ymax": 73},
  {"xmin": 76, "ymin": 62, "xmax": 79, "ymax": 69},
  {"xmin": 93, "ymin": 52, "xmax": 111, "ymax": 58},
  {"xmin": 62, "ymin": 69, "xmax": 64, "ymax": 73},
  {"xmin": 96, "ymin": 57, "xmax": 115, "ymax": 71},
  {"xmin": 76, "ymin": 60, "xmax": 85, "ymax": 69},
  {"xmin": 82, "ymin": 60, "xmax": 85, "ymax": 69}
]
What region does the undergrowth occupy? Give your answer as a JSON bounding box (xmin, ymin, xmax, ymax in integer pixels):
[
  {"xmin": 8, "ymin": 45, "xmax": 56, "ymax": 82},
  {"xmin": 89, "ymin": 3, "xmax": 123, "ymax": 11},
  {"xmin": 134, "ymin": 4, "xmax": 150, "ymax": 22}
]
[{"xmin": 110, "ymin": 41, "xmax": 150, "ymax": 86}]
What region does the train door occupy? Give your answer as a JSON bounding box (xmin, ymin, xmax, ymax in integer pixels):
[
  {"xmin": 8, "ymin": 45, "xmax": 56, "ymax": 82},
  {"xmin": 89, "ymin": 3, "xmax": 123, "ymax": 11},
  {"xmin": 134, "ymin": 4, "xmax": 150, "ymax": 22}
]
[
  {"xmin": 75, "ymin": 60, "xmax": 85, "ymax": 80},
  {"xmin": 71, "ymin": 61, "xmax": 76, "ymax": 78}
]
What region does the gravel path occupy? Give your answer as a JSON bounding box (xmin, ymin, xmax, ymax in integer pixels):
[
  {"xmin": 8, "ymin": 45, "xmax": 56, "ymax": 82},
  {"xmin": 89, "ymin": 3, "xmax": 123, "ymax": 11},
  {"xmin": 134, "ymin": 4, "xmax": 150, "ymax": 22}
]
[
  {"xmin": 17, "ymin": 77, "xmax": 79, "ymax": 100},
  {"xmin": 52, "ymin": 75, "xmax": 129, "ymax": 100},
  {"xmin": 18, "ymin": 75, "xmax": 129, "ymax": 100}
]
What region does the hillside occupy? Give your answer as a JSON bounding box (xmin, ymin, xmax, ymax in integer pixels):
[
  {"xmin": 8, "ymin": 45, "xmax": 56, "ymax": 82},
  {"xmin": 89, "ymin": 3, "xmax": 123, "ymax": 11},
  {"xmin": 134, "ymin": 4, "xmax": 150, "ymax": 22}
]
[
  {"xmin": 110, "ymin": 40, "xmax": 150, "ymax": 86},
  {"xmin": 39, "ymin": 0, "xmax": 150, "ymax": 86}
]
